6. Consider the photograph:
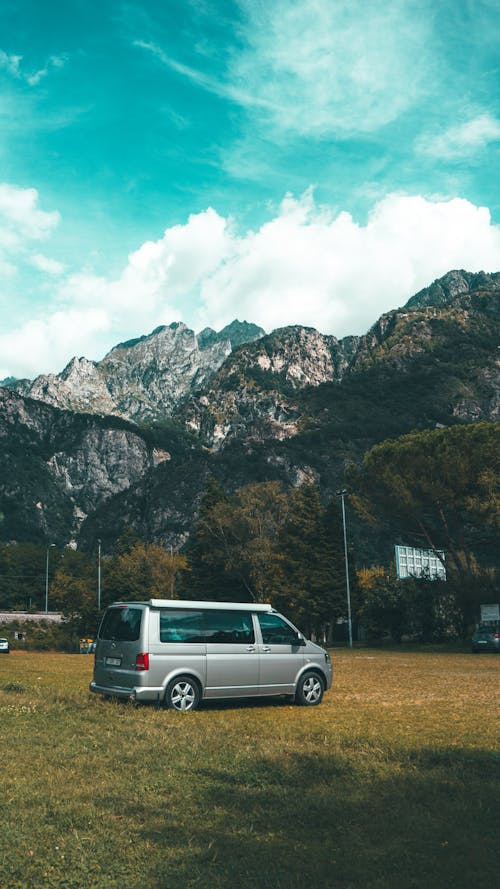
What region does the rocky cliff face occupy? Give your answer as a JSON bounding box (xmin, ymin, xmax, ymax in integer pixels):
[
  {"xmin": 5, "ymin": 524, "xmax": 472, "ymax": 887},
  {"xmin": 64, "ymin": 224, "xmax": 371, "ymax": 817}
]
[
  {"xmin": 0, "ymin": 388, "xmax": 169, "ymax": 544},
  {"xmin": 180, "ymin": 326, "xmax": 359, "ymax": 449},
  {"xmin": 404, "ymin": 269, "xmax": 500, "ymax": 310},
  {"xmin": 8, "ymin": 320, "xmax": 265, "ymax": 424}
]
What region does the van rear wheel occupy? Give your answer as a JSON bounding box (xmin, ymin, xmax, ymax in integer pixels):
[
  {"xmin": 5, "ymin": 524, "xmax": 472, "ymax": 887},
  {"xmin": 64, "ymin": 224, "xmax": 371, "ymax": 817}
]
[
  {"xmin": 165, "ymin": 676, "xmax": 200, "ymax": 712},
  {"xmin": 295, "ymin": 671, "xmax": 324, "ymax": 706}
]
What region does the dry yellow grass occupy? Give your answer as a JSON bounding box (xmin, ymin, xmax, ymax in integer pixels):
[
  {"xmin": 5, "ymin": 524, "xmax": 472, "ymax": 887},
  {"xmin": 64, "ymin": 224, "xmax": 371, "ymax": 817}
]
[{"xmin": 0, "ymin": 649, "xmax": 498, "ymax": 888}]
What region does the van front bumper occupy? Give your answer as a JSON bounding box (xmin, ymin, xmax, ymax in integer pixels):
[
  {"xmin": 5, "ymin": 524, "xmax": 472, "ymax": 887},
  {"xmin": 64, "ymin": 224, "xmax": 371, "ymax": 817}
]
[{"xmin": 89, "ymin": 680, "xmax": 163, "ymax": 703}]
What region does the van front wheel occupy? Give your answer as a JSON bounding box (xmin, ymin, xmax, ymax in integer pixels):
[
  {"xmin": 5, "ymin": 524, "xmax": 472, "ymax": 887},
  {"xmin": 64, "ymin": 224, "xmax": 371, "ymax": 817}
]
[
  {"xmin": 165, "ymin": 676, "xmax": 200, "ymax": 712},
  {"xmin": 295, "ymin": 671, "xmax": 324, "ymax": 706}
]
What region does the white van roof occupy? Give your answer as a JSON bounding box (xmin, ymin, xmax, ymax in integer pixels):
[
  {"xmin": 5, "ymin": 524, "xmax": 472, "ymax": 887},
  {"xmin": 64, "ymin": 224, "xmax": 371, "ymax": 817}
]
[{"xmin": 149, "ymin": 599, "xmax": 273, "ymax": 612}]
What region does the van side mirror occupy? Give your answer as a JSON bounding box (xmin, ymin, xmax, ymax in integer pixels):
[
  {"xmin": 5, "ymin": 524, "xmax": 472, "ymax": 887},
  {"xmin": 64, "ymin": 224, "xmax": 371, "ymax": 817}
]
[{"xmin": 295, "ymin": 633, "xmax": 306, "ymax": 646}]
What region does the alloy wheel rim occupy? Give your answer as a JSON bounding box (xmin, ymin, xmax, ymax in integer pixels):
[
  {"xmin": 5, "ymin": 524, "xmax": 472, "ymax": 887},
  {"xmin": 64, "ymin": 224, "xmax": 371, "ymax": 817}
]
[
  {"xmin": 171, "ymin": 682, "xmax": 196, "ymax": 711},
  {"xmin": 303, "ymin": 677, "xmax": 321, "ymax": 703}
]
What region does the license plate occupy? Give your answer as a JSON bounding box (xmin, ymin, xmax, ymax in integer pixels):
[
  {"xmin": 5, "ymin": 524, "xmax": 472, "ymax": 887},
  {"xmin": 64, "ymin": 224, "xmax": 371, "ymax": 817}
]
[{"xmin": 105, "ymin": 656, "xmax": 121, "ymax": 666}]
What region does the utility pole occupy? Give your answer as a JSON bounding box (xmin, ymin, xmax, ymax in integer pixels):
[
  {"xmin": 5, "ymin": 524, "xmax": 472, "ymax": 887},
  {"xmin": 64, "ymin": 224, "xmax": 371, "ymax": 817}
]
[
  {"xmin": 45, "ymin": 544, "xmax": 56, "ymax": 613},
  {"xmin": 336, "ymin": 490, "xmax": 353, "ymax": 648},
  {"xmin": 97, "ymin": 539, "xmax": 101, "ymax": 610}
]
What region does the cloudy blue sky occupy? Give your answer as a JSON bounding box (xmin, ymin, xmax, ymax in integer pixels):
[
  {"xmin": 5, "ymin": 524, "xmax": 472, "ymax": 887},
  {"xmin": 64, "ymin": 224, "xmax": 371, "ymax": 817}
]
[{"xmin": 1, "ymin": 0, "xmax": 499, "ymax": 378}]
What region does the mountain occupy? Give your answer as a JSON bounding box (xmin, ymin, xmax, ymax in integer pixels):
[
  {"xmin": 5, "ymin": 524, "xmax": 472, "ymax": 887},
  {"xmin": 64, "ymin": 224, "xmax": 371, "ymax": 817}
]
[
  {"xmin": 179, "ymin": 271, "xmax": 499, "ymax": 452},
  {"xmin": 403, "ymin": 269, "xmax": 500, "ymax": 310},
  {"xmin": 8, "ymin": 320, "xmax": 265, "ymax": 424},
  {"xmin": 197, "ymin": 320, "xmax": 265, "ymax": 350},
  {"xmin": 0, "ymin": 270, "xmax": 498, "ymax": 554},
  {"xmin": 180, "ymin": 325, "xmax": 360, "ymax": 448}
]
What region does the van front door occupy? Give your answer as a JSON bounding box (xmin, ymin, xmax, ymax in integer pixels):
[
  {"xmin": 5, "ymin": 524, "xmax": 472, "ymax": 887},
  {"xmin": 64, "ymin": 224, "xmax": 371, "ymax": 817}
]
[
  {"xmin": 204, "ymin": 609, "xmax": 259, "ymax": 698},
  {"xmin": 256, "ymin": 613, "xmax": 304, "ymax": 696}
]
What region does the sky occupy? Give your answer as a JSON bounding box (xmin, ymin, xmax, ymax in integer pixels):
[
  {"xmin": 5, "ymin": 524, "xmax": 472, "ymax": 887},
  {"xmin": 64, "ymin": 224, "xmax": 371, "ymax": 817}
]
[{"xmin": 0, "ymin": 0, "xmax": 499, "ymax": 379}]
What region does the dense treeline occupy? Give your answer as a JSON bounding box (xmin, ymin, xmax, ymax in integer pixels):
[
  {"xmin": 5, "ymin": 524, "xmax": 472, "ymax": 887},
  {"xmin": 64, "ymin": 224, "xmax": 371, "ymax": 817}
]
[
  {"xmin": 349, "ymin": 422, "xmax": 499, "ymax": 634},
  {"xmin": 0, "ymin": 423, "xmax": 497, "ymax": 645},
  {"xmin": 180, "ymin": 479, "xmax": 352, "ymax": 638}
]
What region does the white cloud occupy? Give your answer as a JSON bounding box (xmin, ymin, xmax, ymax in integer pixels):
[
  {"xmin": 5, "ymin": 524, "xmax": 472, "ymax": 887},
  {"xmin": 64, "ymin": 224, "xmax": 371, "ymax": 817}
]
[
  {"xmin": 0, "ymin": 50, "xmax": 22, "ymax": 78},
  {"xmin": 0, "ymin": 49, "xmax": 67, "ymax": 86},
  {"xmin": 417, "ymin": 114, "xmax": 500, "ymax": 159},
  {"xmin": 135, "ymin": 1, "xmax": 434, "ymax": 138},
  {"xmin": 26, "ymin": 54, "xmax": 66, "ymax": 87},
  {"xmin": 195, "ymin": 192, "xmax": 500, "ymax": 335},
  {"xmin": 2, "ymin": 190, "xmax": 500, "ymax": 379},
  {"xmin": 0, "ymin": 309, "xmax": 110, "ymax": 380},
  {"xmin": 0, "ymin": 183, "xmax": 60, "ymax": 240},
  {"xmin": 230, "ymin": 0, "xmax": 434, "ymax": 135},
  {"xmin": 29, "ymin": 253, "xmax": 65, "ymax": 275},
  {"xmin": 0, "ymin": 207, "xmax": 233, "ymax": 377},
  {"xmin": 134, "ymin": 41, "xmax": 274, "ymax": 111},
  {"xmin": 0, "ymin": 183, "xmax": 61, "ymax": 282}
]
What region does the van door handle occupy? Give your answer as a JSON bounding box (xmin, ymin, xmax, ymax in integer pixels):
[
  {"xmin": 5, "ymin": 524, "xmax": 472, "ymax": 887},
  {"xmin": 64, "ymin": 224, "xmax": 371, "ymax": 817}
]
[
  {"xmin": 246, "ymin": 646, "xmax": 256, "ymax": 652},
  {"xmin": 262, "ymin": 646, "xmax": 271, "ymax": 653}
]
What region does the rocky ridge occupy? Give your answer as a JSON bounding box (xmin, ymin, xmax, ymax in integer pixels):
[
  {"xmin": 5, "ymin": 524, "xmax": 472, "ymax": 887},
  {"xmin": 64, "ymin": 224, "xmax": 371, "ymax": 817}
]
[
  {"xmin": 181, "ymin": 326, "xmax": 359, "ymax": 448},
  {"xmin": 0, "ymin": 269, "xmax": 498, "ymax": 550},
  {"xmin": 9, "ymin": 320, "xmax": 265, "ymax": 424},
  {"xmin": 178, "ymin": 271, "xmax": 500, "ymax": 450}
]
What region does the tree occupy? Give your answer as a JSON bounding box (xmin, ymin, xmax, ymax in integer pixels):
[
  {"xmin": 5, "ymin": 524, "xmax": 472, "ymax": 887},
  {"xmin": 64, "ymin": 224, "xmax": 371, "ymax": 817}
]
[
  {"xmin": 357, "ymin": 566, "xmax": 454, "ymax": 642},
  {"xmin": 0, "ymin": 542, "xmax": 59, "ymax": 611},
  {"xmin": 184, "ymin": 479, "xmax": 288, "ymax": 602},
  {"xmin": 181, "ymin": 477, "xmax": 244, "ymax": 600},
  {"xmin": 103, "ymin": 543, "xmax": 187, "ymax": 605},
  {"xmin": 208, "ymin": 481, "xmax": 288, "ymax": 602},
  {"xmin": 274, "ymin": 486, "xmax": 349, "ymax": 638},
  {"xmin": 50, "ymin": 549, "xmax": 97, "ymax": 636}
]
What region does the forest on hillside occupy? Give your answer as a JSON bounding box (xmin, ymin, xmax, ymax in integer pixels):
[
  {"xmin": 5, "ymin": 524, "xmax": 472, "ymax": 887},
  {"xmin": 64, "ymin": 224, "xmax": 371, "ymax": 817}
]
[{"xmin": 1, "ymin": 423, "xmax": 497, "ymax": 647}]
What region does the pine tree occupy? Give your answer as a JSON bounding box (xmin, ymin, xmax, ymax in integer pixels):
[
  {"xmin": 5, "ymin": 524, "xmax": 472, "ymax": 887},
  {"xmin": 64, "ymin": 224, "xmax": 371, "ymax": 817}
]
[
  {"xmin": 273, "ymin": 484, "xmax": 348, "ymax": 637},
  {"xmin": 181, "ymin": 477, "xmax": 247, "ymax": 601}
]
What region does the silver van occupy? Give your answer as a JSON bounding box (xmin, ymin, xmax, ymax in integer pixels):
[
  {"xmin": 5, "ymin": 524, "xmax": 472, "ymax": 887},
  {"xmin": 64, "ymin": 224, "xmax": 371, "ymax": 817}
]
[{"xmin": 90, "ymin": 599, "xmax": 333, "ymax": 711}]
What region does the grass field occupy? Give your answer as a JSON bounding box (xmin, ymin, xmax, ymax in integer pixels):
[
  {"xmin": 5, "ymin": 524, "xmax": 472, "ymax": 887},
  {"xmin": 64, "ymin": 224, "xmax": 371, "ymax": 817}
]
[{"xmin": 0, "ymin": 649, "xmax": 498, "ymax": 889}]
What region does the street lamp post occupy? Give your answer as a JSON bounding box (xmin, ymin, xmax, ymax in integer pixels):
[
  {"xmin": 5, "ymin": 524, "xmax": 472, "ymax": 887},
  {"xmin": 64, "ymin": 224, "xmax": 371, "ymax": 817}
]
[
  {"xmin": 336, "ymin": 489, "xmax": 353, "ymax": 649},
  {"xmin": 97, "ymin": 539, "xmax": 101, "ymax": 611},
  {"xmin": 45, "ymin": 544, "xmax": 56, "ymax": 613}
]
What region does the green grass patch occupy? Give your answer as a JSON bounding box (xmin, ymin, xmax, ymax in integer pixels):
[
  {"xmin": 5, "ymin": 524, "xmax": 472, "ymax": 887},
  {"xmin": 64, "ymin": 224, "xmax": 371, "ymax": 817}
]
[{"xmin": 0, "ymin": 650, "xmax": 498, "ymax": 888}]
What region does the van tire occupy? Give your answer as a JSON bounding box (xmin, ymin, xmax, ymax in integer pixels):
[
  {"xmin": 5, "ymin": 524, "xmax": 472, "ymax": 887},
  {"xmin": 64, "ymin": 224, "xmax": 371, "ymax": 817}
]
[
  {"xmin": 295, "ymin": 671, "xmax": 324, "ymax": 706},
  {"xmin": 165, "ymin": 676, "xmax": 200, "ymax": 712}
]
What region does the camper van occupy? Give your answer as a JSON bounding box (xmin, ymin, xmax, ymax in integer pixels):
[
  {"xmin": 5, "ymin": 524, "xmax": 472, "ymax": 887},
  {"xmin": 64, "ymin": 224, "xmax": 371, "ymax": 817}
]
[{"xmin": 90, "ymin": 599, "xmax": 333, "ymax": 711}]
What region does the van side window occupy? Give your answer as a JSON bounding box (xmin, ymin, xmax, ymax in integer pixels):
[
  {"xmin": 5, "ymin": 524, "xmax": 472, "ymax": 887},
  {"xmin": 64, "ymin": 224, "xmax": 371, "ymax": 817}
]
[
  {"xmin": 99, "ymin": 606, "xmax": 142, "ymax": 642},
  {"xmin": 160, "ymin": 610, "xmax": 204, "ymax": 643},
  {"xmin": 203, "ymin": 611, "xmax": 255, "ymax": 644},
  {"xmin": 258, "ymin": 613, "xmax": 299, "ymax": 645}
]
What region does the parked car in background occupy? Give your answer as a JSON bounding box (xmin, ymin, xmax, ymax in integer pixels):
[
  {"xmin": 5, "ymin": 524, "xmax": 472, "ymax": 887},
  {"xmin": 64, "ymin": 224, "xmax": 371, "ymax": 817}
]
[
  {"xmin": 0, "ymin": 637, "xmax": 10, "ymax": 654},
  {"xmin": 471, "ymin": 624, "xmax": 500, "ymax": 653}
]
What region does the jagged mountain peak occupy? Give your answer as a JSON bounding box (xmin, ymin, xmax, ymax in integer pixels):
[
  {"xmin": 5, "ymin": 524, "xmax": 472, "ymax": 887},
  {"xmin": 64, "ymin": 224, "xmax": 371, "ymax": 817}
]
[
  {"xmin": 5, "ymin": 318, "xmax": 265, "ymax": 424},
  {"xmin": 404, "ymin": 269, "xmax": 500, "ymax": 310},
  {"xmin": 197, "ymin": 319, "xmax": 265, "ymax": 350},
  {"xmin": 107, "ymin": 321, "xmax": 192, "ymax": 357}
]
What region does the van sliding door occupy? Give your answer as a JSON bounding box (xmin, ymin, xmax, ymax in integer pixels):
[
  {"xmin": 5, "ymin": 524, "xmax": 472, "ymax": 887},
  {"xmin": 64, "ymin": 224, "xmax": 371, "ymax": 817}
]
[{"xmin": 204, "ymin": 610, "xmax": 259, "ymax": 698}]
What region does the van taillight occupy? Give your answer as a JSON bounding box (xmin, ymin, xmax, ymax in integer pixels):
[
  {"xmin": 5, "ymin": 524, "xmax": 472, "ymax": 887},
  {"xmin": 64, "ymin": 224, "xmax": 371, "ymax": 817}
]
[{"xmin": 135, "ymin": 653, "xmax": 149, "ymax": 671}]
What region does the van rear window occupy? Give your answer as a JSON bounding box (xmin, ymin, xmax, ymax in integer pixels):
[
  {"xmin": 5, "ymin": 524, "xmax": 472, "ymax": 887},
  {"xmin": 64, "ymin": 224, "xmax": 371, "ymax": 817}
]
[
  {"xmin": 99, "ymin": 606, "xmax": 142, "ymax": 642},
  {"xmin": 159, "ymin": 610, "xmax": 254, "ymax": 644}
]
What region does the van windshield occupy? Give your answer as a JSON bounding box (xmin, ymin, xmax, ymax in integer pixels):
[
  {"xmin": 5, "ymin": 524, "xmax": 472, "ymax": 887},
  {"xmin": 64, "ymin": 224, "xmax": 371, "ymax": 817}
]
[{"xmin": 99, "ymin": 606, "xmax": 142, "ymax": 642}]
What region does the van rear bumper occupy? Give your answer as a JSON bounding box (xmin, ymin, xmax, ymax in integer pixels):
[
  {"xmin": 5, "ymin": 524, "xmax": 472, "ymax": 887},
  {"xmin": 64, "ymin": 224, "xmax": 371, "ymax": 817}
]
[{"xmin": 89, "ymin": 680, "xmax": 163, "ymax": 703}]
